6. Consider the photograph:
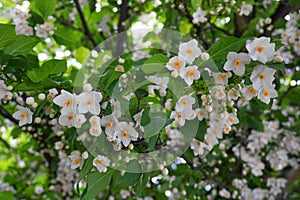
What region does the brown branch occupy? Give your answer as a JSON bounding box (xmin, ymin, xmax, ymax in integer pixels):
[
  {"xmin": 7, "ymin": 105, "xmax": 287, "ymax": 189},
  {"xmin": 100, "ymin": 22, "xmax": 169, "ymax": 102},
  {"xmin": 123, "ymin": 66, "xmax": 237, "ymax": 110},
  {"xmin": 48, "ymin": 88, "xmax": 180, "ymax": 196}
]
[
  {"xmin": 114, "ymin": 0, "xmax": 129, "ymax": 56},
  {"xmin": 74, "ymin": 0, "xmax": 99, "ymax": 49}
]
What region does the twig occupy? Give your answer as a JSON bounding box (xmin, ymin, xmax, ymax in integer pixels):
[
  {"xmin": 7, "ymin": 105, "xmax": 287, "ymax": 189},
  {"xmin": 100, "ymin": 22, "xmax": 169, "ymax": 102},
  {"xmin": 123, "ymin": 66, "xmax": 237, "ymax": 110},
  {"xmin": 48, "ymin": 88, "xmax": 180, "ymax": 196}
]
[
  {"xmin": 74, "ymin": 0, "xmax": 99, "ymax": 50},
  {"xmin": 114, "ymin": 0, "xmax": 129, "ymax": 56}
]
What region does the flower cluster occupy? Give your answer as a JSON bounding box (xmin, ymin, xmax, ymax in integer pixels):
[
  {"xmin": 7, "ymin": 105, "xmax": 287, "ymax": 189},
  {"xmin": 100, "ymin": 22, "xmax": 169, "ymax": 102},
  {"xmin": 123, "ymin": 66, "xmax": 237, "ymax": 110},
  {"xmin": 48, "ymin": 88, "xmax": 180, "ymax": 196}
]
[{"xmin": 11, "ymin": 6, "xmax": 53, "ymax": 38}]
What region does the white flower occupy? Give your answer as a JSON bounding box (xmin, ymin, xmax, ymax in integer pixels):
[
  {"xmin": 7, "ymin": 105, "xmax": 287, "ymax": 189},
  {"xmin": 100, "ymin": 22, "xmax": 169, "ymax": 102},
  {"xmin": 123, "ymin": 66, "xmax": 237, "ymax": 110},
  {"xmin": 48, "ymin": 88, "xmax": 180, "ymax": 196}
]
[
  {"xmin": 224, "ymin": 52, "xmax": 251, "ymax": 76},
  {"xmin": 166, "ymin": 56, "xmax": 186, "ymax": 72},
  {"xmin": 101, "ymin": 114, "xmax": 119, "ymax": 137},
  {"xmin": 53, "ymin": 90, "xmax": 77, "ymax": 114},
  {"xmin": 170, "ymin": 110, "xmax": 186, "ymax": 126},
  {"xmin": 68, "ymin": 154, "xmax": 83, "ymax": 169},
  {"xmin": 213, "ymin": 73, "xmax": 229, "ymax": 85},
  {"xmin": 116, "ymin": 122, "xmax": 138, "ymax": 147},
  {"xmin": 246, "ymin": 37, "xmax": 275, "ymax": 64},
  {"xmin": 89, "ymin": 125, "xmax": 102, "ymax": 137},
  {"xmin": 115, "ymin": 65, "xmax": 124, "ymax": 72},
  {"xmin": 0, "ymin": 80, "xmax": 8, "ymax": 99},
  {"xmin": 110, "ymin": 99, "xmax": 122, "ymax": 118},
  {"xmin": 212, "ymin": 85, "xmax": 226, "ymax": 100},
  {"xmin": 77, "ymin": 91, "xmax": 102, "ymax": 115},
  {"xmin": 12, "ymin": 106, "xmax": 33, "ymax": 126},
  {"xmin": 250, "ymin": 65, "xmax": 276, "ymax": 90},
  {"xmin": 54, "ymin": 141, "xmax": 63, "ymax": 150},
  {"xmin": 178, "ymin": 39, "xmax": 202, "ymax": 64},
  {"xmin": 192, "ymin": 8, "xmax": 207, "ymax": 24},
  {"xmin": 195, "ymin": 108, "xmax": 207, "ymax": 121},
  {"xmin": 43, "ymin": 22, "xmax": 53, "ymax": 32},
  {"xmin": 191, "ymin": 139, "xmax": 208, "ymax": 156},
  {"xmin": 205, "ymin": 133, "xmax": 219, "ymax": 150},
  {"xmin": 58, "ymin": 111, "xmax": 86, "ymax": 128},
  {"xmin": 258, "ymin": 85, "xmax": 278, "ymax": 104},
  {"xmin": 34, "ymin": 186, "xmax": 44, "ymax": 195},
  {"xmin": 103, "ymin": 54, "xmax": 111, "ymax": 63},
  {"xmin": 226, "ymin": 113, "xmax": 239, "ymax": 125},
  {"xmin": 36, "ymin": 25, "xmax": 47, "ymax": 38},
  {"xmin": 241, "ymin": 85, "xmax": 258, "ymax": 100},
  {"xmin": 240, "ymin": 4, "xmax": 253, "ymax": 16},
  {"xmin": 49, "ymin": 88, "xmax": 58, "ymax": 98},
  {"xmin": 89, "ymin": 115, "xmax": 101, "ymax": 126},
  {"xmin": 147, "ymin": 75, "xmax": 169, "ymax": 97},
  {"xmin": 180, "ymin": 66, "xmax": 201, "ymax": 86},
  {"xmin": 133, "ymin": 109, "xmax": 144, "ymax": 131},
  {"xmin": 93, "ymin": 155, "xmax": 110, "ymax": 173},
  {"xmin": 251, "ymin": 162, "xmax": 265, "ymax": 176}
]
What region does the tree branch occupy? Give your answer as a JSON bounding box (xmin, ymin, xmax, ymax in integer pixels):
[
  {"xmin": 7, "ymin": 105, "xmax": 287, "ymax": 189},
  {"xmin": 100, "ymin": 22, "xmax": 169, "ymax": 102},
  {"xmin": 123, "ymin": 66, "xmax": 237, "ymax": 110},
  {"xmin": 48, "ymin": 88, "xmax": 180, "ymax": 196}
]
[
  {"xmin": 74, "ymin": 0, "xmax": 99, "ymax": 49},
  {"xmin": 114, "ymin": 0, "xmax": 129, "ymax": 56}
]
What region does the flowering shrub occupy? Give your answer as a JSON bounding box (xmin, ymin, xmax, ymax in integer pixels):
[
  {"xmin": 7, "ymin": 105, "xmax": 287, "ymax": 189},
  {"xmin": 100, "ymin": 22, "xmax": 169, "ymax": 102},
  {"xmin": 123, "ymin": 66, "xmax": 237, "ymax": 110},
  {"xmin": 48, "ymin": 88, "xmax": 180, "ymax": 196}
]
[{"xmin": 0, "ymin": 0, "xmax": 300, "ymax": 200}]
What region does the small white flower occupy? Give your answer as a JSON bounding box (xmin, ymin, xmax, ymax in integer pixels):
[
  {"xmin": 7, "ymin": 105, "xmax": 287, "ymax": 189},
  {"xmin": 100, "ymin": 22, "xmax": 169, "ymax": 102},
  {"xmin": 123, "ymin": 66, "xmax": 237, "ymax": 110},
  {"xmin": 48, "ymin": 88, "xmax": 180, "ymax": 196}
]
[
  {"xmin": 241, "ymin": 85, "xmax": 258, "ymax": 100},
  {"xmin": 178, "ymin": 39, "xmax": 202, "ymax": 64},
  {"xmin": 192, "ymin": 8, "xmax": 207, "ymax": 23},
  {"xmin": 34, "ymin": 185, "xmax": 44, "ymax": 195},
  {"xmin": 0, "ymin": 80, "xmax": 8, "ymax": 99},
  {"xmin": 226, "ymin": 112, "xmax": 239, "ymax": 125},
  {"xmin": 12, "ymin": 106, "xmax": 33, "ymax": 126},
  {"xmin": 38, "ymin": 93, "xmax": 46, "ymax": 100},
  {"xmin": 110, "ymin": 99, "xmax": 122, "ymax": 118},
  {"xmin": 116, "ymin": 122, "xmax": 139, "ymax": 147},
  {"xmin": 257, "ymin": 85, "xmax": 278, "ymax": 104},
  {"xmin": 77, "ymin": 91, "xmax": 102, "ymax": 115},
  {"xmin": 58, "ymin": 111, "xmax": 86, "ymax": 128},
  {"xmin": 133, "ymin": 109, "xmax": 144, "ymax": 131},
  {"xmin": 36, "ymin": 25, "xmax": 47, "ymax": 38},
  {"xmin": 49, "ymin": 88, "xmax": 58, "ymax": 98},
  {"xmin": 89, "ymin": 115, "xmax": 101, "ymax": 126},
  {"xmin": 213, "ymin": 73, "xmax": 229, "ymax": 85},
  {"xmin": 224, "ymin": 52, "xmax": 251, "ymax": 76},
  {"xmin": 201, "ymin": 52, "xmax": 210, "ymax": 61},
  {"xmin": 115, "ymin": 65, "xmax": 124, "ymax": 72},
  {"xmin": 191, "ymin": 139, "xmax": 208, "ymax": 156},
  {"xmin": 54, "ymin": 141, "xmax": 63, "ymax": 150},
  {"xmin": 180, "ymin": 66, "xmax": 201, "ymax": 86},
  {"xmin": 102, "ymin": 54, "xmax": 111, "ymax": 63},
  {"xmin": 89, "ymin": 125, "xmax": 102, "ymax": 137},
  {"xmin": 69, "ymin": 154, "xmax": 83, "ymax": 169},
  {"xmin": 93, "ymin": 155, "xmax": 110, "ymax": 172},
  {"xmin": 250, "ymin": 65, "xmax": 276, "ymax": 90},
  {"xmin": 101, "ymin": 114, "xmax": 119, "ymax": 137},
  {"xmin": 53, "ymin": 90, "xmax": 77, "ymax": 114},
  {"xmin": 240, "ymin": 4, "xmax": 253, "ymax": 16},
  {"xmin": 166, "ymin": 56, "xmax": 186, "ymax": 72},
  {"xmin": 205, "ymin": 133, "xmax": 219, "ymax": 150},
  {"xmin": 246, "ymin": 37, "xmax": 275, "ymax": 64},
  {"xmin": 195, "ymin": 108, "xmax": 207, "ymax": 121}
]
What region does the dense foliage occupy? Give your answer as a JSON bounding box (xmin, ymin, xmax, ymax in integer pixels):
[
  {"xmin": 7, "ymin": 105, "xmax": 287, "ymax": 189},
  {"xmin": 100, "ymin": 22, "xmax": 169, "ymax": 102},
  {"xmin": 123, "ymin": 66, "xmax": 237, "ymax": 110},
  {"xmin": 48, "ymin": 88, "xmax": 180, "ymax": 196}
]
[{"xmin": 0, "ymin": 0, "xmax": 300, "ymax": 200}]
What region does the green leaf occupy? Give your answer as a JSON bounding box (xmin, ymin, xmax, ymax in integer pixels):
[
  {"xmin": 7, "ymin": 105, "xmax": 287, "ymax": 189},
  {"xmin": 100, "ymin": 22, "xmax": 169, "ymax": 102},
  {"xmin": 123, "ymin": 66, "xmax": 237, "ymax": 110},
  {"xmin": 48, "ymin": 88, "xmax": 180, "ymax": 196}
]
[
  {"xmin": 33, "ymin": 0, "xmax": 57, "ymax": 18},
  {"xmin": 81, "ymin": 169, "xmax": 113, "ymax": 200},
  {"xmin": 141, "ymin": 107, "xmax": 151, "ymax": 127},
  {"xmin": 11, "ymin": 127, "xmax": 22, "ymax": 139},
  {"xmin": 120, "ymin": 173, "xmax": 141, "ymax": 187},
  {"xmin": 208, "ymin": 36, "xmax": 246, "ymax": 68},
  {"xmin": 4, "ymin": 35, "xmax": 40, "ymax": 56},
  {"xmin": 74, "ymin": 46, "xmax": 90, "ymax": 63},
  {"xmin": 53, "ymin": 26, "xmax": 83, "ymax": 49},
  {"xmin": 141, "ymin": 54, "xmax": 168, "ymax": 74},
  {"xmin": 28, "ymin": 59, "xmax": 67, "ymax": 82},
  {"xmin": 0, "ymin": 191, "xmax": 15, "ymax": 200},
  {"xmin": 0, "ymin": 24, "xmax": 16, "ymax": 49},
  {"xmin": 267, "ymin": 62, "xmax": 286, "ymax": 75},
  {"xmin": 79, "ymin": 156, "xmax": 94, "ymax": 180}
]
